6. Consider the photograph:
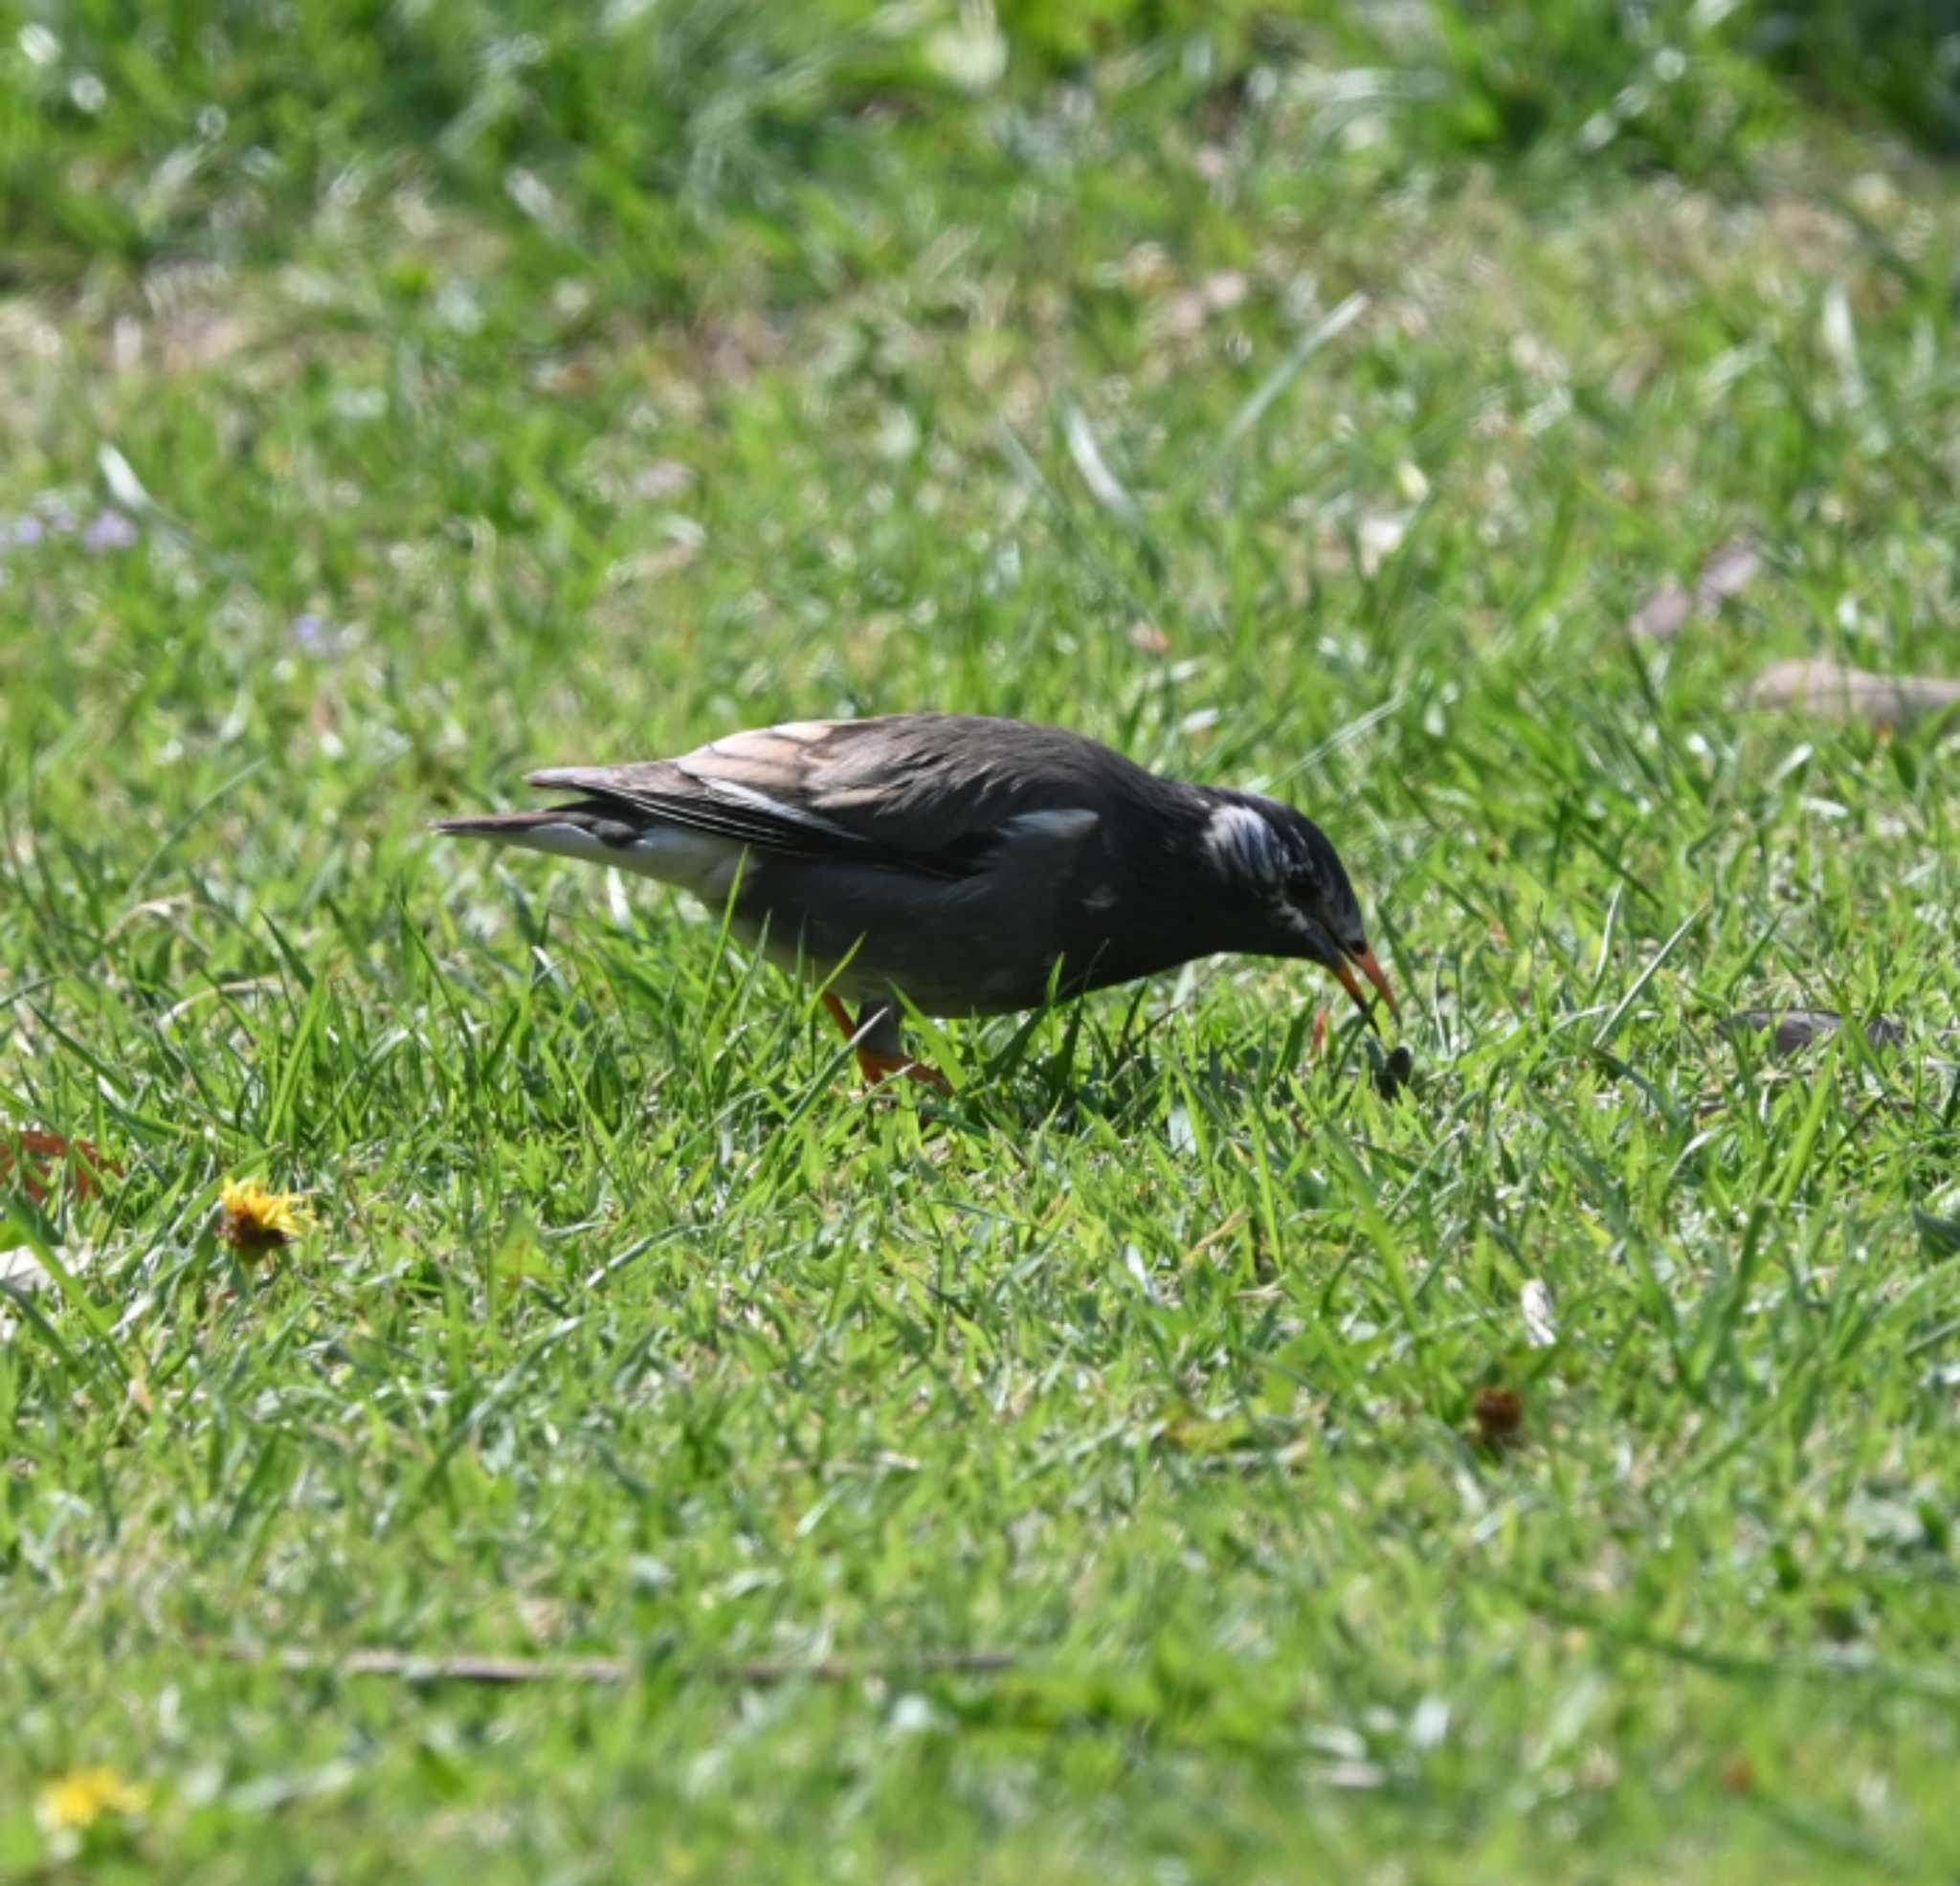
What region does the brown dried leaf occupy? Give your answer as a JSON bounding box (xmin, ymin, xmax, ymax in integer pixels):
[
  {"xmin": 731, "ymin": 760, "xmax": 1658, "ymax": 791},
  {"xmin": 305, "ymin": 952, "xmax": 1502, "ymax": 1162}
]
[
  {"xmin": 1744, "ymin": 659, "xmax": 1960, "ymax": 727},
  {"xmin": 1628, "ymin": 540, "xmax": 1764, "ymax": 642},
  {"xmin": 0, "ymin": 1130, "xmax": 116, "ymax": 1203},
  {"xmin": 1628, "ymin": 576, "xmax": 1693, "ymax": 643},
  {"xmin": 1725, "ymin": 1010, "xmax": 1906, "ymax": 1055},
  {"xmin": 1695, "ymin": 540, "xmax": 1763, "ymax": 606}
]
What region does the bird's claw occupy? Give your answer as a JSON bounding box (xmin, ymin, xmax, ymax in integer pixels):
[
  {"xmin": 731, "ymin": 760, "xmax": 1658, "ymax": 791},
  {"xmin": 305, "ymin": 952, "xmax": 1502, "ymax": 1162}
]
[{"xmin": 857, "ymin": 1050, "xmax": 952, "ymax": 1096}]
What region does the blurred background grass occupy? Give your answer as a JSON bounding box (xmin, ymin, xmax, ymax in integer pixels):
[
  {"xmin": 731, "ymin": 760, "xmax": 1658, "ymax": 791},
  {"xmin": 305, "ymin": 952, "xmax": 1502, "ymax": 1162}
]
[
  {"xmin": 6, "ymin": 4, "xmax": 1960, "ymax": 1882},
  {"xmin": 5, "ymin": 0, "xmax": 1958, "ymax": 295}
]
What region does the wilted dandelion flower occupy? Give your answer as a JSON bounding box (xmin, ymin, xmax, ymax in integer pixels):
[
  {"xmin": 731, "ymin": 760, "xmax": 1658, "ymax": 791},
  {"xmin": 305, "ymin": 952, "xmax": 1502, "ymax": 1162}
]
[
  {"xmin": 217, "ymin": 1178, "xmax": 309, "ymax": 1255},
  {"xmin": 1472, "ymin": 1385, "xmax": 1526, "ymax": 1453},
  {"xmin": 37, "ymin": 1765, "xmax": 148, "ymax": 1833}
]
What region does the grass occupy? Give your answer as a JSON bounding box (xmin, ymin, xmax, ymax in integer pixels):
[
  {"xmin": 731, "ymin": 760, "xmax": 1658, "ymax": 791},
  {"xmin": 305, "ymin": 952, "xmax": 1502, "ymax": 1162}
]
[{"xmin": 5, "ymin": 1, "xmax": 1960, "ymax": 1878}]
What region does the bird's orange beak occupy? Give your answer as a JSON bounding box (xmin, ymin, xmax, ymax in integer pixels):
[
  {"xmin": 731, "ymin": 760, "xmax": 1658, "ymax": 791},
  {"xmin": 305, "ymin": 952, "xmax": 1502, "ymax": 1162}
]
[{"xmin": 1329, "ymin": 946, "xmax": 1398, "ymax": 1022}]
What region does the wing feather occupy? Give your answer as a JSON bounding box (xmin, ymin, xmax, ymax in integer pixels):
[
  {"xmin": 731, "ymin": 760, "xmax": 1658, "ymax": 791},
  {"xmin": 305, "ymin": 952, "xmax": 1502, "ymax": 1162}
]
[{"xmin": 527, "ymin": 716, "xmax": 1131, "ymax": 881}]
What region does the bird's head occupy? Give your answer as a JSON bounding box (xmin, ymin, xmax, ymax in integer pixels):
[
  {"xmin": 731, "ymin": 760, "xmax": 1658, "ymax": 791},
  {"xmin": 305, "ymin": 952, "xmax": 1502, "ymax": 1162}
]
[{"xmin": 1199, "ymin": 793, "xmax": 1397, "ymax": 1024}]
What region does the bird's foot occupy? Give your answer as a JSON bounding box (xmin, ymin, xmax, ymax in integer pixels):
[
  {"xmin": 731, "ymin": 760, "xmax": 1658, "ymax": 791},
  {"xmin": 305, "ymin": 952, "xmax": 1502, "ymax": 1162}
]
[
  {"xmin": 1311, "ymin": 1007, "xmax": 1330, "ymax": 1059},
  {"xmin": 822, "ymin": 991, "xmax": 950, "ymax": 1095},
  {"xmin": 857, "ymin": 1050, "xmax": 952, "ymax": 1096}
]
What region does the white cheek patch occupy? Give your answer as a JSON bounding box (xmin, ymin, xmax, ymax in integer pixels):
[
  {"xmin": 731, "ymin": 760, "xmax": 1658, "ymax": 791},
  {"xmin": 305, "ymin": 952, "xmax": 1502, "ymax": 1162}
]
[
  {"xmin": 486, "ymin": 822, "xmax": 746, "ymax": 902},
  {"xmin": 1205, "ymin": 804, "xmax": 1279, "ymax": 879}
]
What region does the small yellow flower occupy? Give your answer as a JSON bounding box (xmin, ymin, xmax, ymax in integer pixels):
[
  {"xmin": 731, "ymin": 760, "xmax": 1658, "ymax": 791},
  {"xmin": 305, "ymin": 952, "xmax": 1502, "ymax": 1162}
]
[
  {"xmin": 36, "ymin": 1765, "xmax": 148, "ymax": 1832},
  {"xmin": 217, "ymin": 1178, "xmax": 310, "ymax": 1255}
]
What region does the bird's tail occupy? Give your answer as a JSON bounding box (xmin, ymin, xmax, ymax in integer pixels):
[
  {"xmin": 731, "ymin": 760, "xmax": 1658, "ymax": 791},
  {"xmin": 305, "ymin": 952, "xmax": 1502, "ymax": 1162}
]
[
  {"xmin": 431, "ymin": 803, "xmax": 646, "ymax": 866},
  {"xmin": 432, "ymin": 807, "xmax": 600, "ymax": 841},
  {"xmin": 431, "ymin": 802, "xmax": 740, "ymax": 898}
]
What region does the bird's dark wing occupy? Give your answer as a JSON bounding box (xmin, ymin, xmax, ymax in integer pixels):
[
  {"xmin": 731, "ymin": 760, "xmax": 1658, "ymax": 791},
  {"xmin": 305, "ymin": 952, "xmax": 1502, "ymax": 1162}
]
[{"xmin": 526, "ymin": 715, "xmax": 1144, "ymax": 881}]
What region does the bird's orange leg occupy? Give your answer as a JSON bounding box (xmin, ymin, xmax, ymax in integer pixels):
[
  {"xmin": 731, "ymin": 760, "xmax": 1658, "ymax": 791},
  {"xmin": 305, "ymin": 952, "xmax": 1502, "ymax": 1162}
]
[
  {"xmin": 820, "ymin": 991, "xmax": 950, "ymax": 1094},
  {"xmin": 858, "ymin": 1051, "xmax": 952, "ymax": 1096}
]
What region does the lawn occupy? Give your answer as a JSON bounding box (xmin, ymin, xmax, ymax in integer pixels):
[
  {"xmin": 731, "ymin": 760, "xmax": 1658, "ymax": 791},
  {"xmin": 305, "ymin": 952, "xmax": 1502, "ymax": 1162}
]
[{"xmin": 5, "ymin": 2, "xmax": 1960, "ymax": 1879}]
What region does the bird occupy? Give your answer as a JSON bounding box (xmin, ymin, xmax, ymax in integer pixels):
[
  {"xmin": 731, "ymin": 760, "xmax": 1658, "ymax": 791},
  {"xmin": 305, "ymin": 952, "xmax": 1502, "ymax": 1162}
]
[{"xmin": 434, "ymin": 713, "xmax": 1395, "ymax": 1092}]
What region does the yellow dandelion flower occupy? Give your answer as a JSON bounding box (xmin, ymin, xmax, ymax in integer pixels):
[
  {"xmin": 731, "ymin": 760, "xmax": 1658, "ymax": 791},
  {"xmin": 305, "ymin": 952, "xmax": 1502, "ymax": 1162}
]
[
  {"xmin": 37, "ymin": 1765, "xmax": 149, "ymax": 1832},
  {"xmin": 217, "ymin": 1178, "xmax": 310, "ymax": 1255}
]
